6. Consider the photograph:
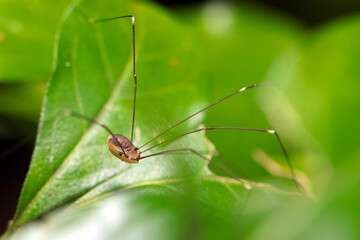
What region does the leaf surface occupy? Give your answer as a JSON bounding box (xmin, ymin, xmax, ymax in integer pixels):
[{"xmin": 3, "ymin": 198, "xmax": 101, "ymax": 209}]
[{"xmin": 11, "ymin": 0, "xmax": 246, "ymax": 229}]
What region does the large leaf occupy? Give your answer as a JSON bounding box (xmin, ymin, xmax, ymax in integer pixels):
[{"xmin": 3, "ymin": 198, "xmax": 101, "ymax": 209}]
[
  {"xmin": 9, "ymin": 0, "xmax": 248, "ymax": 231},
  {"xmin": 6, "ymin": 0, "xmax": 302, "ymax": 238}
]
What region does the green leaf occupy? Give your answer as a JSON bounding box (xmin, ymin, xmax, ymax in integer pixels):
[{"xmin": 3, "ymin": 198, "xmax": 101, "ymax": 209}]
[
  {"xmin": 10, "ymin": 0, "xmax": 234, "ymax": 229},
  {"xmin": 7, "ymin": 0, "xmax": 301, "ymax": 237}
]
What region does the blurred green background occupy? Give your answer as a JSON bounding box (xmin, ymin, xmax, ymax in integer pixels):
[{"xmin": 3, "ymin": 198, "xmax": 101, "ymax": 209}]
[{"xmin": 1, "ymin": 0, "xmax": 360, "ymax": 239}]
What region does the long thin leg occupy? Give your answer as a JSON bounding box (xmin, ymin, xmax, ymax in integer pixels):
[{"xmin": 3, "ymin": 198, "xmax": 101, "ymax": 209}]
[
  {"xmin": 138, "ymin": 83, "xmax": 271, "ymax": 150},
  {"xmin": 74, "ymin": 7, "xmax": 137, "ymax": 142},
  {"xmin": 139, "ymin": 147, "xmax": 252, "ymax": 215},
  {"xmin": 63, "ymin": 110, "xmax": 128, "ymax": 158},
  {"xmin": 140, "ymin": 127, "xmax": 301, "ymax": 192}
]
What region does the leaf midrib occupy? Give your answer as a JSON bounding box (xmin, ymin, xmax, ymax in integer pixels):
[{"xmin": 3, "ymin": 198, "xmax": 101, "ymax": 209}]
[{"xmin": 74, "ymin": 176, "xmax": 247, "ymax": 208}]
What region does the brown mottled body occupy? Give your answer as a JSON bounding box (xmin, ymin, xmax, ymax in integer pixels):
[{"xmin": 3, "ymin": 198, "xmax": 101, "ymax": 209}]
[{"xmin": 107, "ymin": 134, "xmax": 140, "ymax": 163}]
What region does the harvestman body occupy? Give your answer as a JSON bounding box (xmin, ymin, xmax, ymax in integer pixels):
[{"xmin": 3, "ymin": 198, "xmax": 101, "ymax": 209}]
[{"xmin": 69, "ymin": 7, "xmax": 301, "ymax": 193}]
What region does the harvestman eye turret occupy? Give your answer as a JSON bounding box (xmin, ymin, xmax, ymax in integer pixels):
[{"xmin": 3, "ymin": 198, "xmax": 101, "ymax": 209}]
[{"xmin": 67, "ymin": 7, "xmax": 302, "ymax": 194}]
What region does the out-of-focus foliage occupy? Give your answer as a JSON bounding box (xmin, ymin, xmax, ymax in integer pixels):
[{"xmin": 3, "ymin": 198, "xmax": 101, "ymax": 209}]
[
  {"xmin": 0, "ymin": 82, "xmax": 45, "ymax": 124},
  {"xmin": 9, "ymin": 184, "xmax": 293, "ymax": 240},
  {"xmin": 0, "ymin": 0, "xmax": 68, "ymax": 81},
  {"xmin": 257, "ymin": 15, "xmax": 360, "ymax": 239},
  {"xmin": 1, "ymin": 0, "xmax": 360, "ymax": 239},
  {"xmin": 0, "ymin": 0, "xmax": 69, "ymax": 136}
]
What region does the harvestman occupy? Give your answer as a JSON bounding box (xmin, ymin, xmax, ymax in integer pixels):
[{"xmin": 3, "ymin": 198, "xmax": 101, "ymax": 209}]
[{"xmin": 68, "ymin": 8, "xmax": 301, "ymax": 194}]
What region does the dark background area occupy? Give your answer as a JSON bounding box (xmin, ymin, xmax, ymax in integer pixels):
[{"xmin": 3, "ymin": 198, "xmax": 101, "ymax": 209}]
[
  {"xmin": 1, "ymin": 0, "xmax": 360, "ymax": 235},
  {"xmin": 156, "ymin": 0, "xmax": 360, "ymax": 26}
]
